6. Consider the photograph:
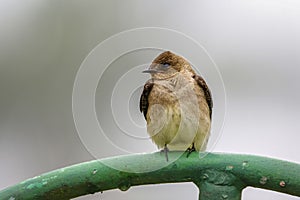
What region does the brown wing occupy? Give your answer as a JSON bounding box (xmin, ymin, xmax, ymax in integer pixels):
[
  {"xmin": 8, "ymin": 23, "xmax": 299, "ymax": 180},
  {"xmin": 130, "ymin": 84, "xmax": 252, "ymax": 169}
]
[
  {"xmin": 139, "ymin": 80, "xmax": 154, "ymax": 119},
  {"xmin": 192, "ymin": 75, "xmax": 213, "ymax": 119}
]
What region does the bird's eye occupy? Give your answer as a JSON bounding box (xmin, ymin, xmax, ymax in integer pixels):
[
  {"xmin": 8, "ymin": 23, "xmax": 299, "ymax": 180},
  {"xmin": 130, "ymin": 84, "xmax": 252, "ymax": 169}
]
[{"xmin": 162, "ymin": 62, "xmax": 170, "ymax": 67}]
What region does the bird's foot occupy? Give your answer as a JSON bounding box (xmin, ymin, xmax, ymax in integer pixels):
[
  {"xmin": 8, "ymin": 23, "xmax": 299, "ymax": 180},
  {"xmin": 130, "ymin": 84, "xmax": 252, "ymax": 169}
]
[
  {"xmin": 160, "ymin": 145, "xmax": 169, "ymax": 162},
  {"xmin": 186, "ymin": 145, "xmax": 196, "ymax": 158}
]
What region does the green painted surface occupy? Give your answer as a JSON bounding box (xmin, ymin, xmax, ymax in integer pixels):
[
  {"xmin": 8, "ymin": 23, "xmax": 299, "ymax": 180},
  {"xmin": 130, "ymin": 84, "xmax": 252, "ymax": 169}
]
[{"xmin": 0, "ymin": 152, "xmax": 299, "ymax": 200}]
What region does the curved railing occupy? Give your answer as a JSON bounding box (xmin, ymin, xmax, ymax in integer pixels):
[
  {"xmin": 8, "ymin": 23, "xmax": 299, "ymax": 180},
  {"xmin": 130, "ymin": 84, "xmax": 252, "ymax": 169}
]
[{"xmin": 0, "ymin": 152, "xmax": 299, "ymax": 200}]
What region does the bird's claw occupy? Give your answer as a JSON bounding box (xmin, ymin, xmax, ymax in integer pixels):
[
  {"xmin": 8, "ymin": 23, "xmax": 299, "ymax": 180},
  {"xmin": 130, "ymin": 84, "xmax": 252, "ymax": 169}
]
[
  {"xmin": 160, "ymin": 145, "xmax": 169, "ymax": 162},
  {"xmin": 186, "ymin": 145, "xmax": 196, "ymax": 158}
]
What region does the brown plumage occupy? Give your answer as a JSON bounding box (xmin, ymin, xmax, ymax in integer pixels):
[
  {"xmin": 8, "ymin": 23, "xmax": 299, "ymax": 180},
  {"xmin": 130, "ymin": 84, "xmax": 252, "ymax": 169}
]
[{"xmin": 140, "ymin": 51, "xmax": 212, "ymax": 156}]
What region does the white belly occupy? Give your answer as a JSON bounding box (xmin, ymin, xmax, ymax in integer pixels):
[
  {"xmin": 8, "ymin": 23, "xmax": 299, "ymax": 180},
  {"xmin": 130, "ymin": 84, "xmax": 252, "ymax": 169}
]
[{"xmin": 146, "ymin": 76, "xmax": 211, "ymax": 151}]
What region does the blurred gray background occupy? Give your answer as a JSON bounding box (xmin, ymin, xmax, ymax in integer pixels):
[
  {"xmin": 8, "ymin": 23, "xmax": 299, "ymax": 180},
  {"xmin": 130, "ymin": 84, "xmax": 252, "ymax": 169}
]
[{"xmin": 1, "ymin": 0, "xmax": 300, "ymax": 199}]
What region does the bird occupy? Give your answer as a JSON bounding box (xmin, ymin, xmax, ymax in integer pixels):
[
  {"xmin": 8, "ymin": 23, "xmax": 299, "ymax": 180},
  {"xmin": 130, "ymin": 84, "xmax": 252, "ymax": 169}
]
[{"xmin": 140, "ymin": 51, "xmax": 213, "ymax": 161}]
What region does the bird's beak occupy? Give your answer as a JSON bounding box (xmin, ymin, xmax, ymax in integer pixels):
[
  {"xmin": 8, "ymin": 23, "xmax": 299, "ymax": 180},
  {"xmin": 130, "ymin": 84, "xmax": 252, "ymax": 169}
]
[
  {"xmin": 142, "ymin": 69, "xmax": 159, "ymax": 73},
  {"xmin": 142, "ymin": 64, "xmax": 164, "ymax": 74}
]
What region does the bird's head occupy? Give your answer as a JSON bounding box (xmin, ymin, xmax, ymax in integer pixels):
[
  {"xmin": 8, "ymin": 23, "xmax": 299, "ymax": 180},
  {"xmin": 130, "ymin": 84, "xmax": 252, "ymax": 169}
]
[{"xmin": 143, "ymin": 51, "xmax": 195, "ymax": 79}]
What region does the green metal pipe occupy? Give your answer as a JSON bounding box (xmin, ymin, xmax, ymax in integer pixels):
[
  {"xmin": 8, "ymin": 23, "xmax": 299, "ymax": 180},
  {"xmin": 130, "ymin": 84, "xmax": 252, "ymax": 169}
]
[{"xmin": 0, "ymin": 152, "xmax": 299, "ymax": 200}]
